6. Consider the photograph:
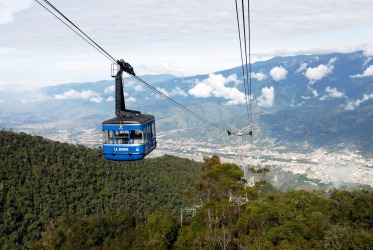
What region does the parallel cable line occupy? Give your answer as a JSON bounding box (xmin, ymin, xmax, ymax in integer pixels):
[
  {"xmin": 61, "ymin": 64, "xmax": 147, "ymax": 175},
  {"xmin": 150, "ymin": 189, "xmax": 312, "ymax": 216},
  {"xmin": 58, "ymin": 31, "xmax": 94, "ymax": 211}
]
[
  {"xmin": 233, "ymin": 0, "xmax": 253, "ymax": 134},
  {"xmin": 247, "ymin": 0, "xmax": 253, "ymax": 125},
  {"xmin": 240, "ymin": 0, "xmax": 251, "ymax": 127},
  {"xmin": 35, "ymin": 0, "xmax": 224, "ymax": 131},
  {"xmin": 134, "ymin": 76, "xmax": 222, "ymax": 130},
  {"xmin": 35, "ymin": 0, "xmax": 114, "ymax": 63},
  {"xmin": 234, "ymin": 0, "xmax": 247, "ymax": 100},
  {"xmin": 41, "ymin": 0, "xmax": 117, "ymax": 63}
]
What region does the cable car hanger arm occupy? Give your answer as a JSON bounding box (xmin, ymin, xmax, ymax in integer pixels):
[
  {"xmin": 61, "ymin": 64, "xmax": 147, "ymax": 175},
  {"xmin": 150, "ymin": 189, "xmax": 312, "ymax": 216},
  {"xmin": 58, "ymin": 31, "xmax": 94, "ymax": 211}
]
[{"xmin": 117, "ymin": 59, "xmax": 135, "ymax": 76}]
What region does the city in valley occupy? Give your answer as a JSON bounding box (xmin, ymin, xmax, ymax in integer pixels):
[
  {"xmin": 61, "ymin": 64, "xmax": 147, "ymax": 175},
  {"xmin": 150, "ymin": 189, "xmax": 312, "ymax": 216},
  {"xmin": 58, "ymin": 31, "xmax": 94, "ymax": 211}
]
[{"xmin": 16, "ymin": 124, "xmax": 373, "ymax": 188}]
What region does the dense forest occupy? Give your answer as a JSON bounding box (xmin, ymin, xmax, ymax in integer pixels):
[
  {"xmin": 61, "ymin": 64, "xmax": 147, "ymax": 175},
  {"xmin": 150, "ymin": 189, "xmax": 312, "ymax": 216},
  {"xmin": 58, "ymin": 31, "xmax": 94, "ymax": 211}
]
[{"xmin": 0, "ymin": 130, "xmax": 372, "ymax": 249}]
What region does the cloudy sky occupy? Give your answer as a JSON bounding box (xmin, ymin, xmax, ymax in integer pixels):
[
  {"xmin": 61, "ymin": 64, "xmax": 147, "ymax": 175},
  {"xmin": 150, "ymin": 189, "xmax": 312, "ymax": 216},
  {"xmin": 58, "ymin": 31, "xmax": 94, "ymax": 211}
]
[{"xmin": 0, "ymin": 0, "xmax": 372, "ymax": 90}]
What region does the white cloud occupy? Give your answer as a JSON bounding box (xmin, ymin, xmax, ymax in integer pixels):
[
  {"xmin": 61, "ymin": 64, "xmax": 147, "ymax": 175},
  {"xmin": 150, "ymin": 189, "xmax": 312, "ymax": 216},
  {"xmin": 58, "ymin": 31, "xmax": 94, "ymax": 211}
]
[
  {"xmin": 135, "ymin": 85, "xmax": 145, "ymax": 92},
  {"xmin": 0, "ymin": 47, "xmax": 18, "ymax": 55},
  {"xmin": 270, "ymin": 66, "xmax": 287, "ymax": 81},
  {"xmin": 312, "ymin": 89, "xmax": 319, "ymax": 97},
  {"xmin": 306, "ymin": 65, "xmax": 330, "ymax": 81},
  {"xmin": 325, "ymin": 87, "xmax": 344, "ymax": 98},
  {"xmin": 355, "ymin": 93, "xmax": 373, "ymax": 106},
  {"xmin": 170, "ymin": 87, "xmax": 187, "ymax": 97},
  {"xmin": 19, "ymin": 92, "xmax": 52, "ymax": 103},
  {"xmin": 329, "ymin": 57, "xmax": 338, "ymax": 64},
  {"xmin": 139, "ymin": 62, "xmax": 195, "ymax": 76},
  {"xmin": 257, "ymin": 86, "xmax": 275, "ymax": 107},
  {"xmin": 90, "ymin": 96, "xmax": 103, "ymax": 103},
  {"xmin": 305, "ymin": 57, "xmax": 337, "ymax": 82},
  {"xmin": 307, "ymin": 83, "xmax": 319, "ymax": 97},
  {"xmin": 363, "ymin": 48, "xmax": 373, "ymax": 57},
  {"xmin": 156, "ymin": 87, "xmax": 170, "ymax": 97},
  {"xmin": 0, "ymin": 100, "xmax": 4, "ymax": 103},
  {"xmin": 350, "ymin": 65, "xmax": 373, "ymax": 78},
  {"xmin": 155, "ymin": 86, "xmax": 187, "ymax": 97},
  {"xmin": 344, "ymin": 101, "xmax": 355, "ymax": 111},
  {"xmin": 54, "ymin": 89, "xmax": 99, "ymax": 100},
  {"xmin": 189, "ymin": 80, "xmax": 213, "ymax": 98},
  {"xmin": 126, "ymin": 81, "xmax": 136, "ymax": 87},
  {"xmin": 188, "ymin": 74, "xmax": 247, "ymax": 105},
  {"xmin": 320, "ymin": 86, "xmax": 345, "ymax": 100},
  {"xmin": 251, "ymin": 72, "xmax": 267, "ymax": 81},
  {"xmin": 106, "ymin": 96, "xmax": 114, "ymax": 102},
  {"xmin": 363, "ymin": 57, "xmax": 372, "ymax": 67},
  {"xmin": 2, "ymin": 1, "xmax": 373, "ymax": 88},
  {"xmin": 226, "ymin": 74, "xmax": 240, "ymax": 84},
  {"xmin": 0, "ymin": 0, "xmax": 32, "ymax": 24},
  {"xmin": 345, "ymin": 93, "xmax": 373, "ymax": 110},
  {"xmin": 104, "ymin": 85, "xmax": 115, "ymax": 94},
  {"xmin": 127, "ymin": 96, "xmax": 136, "ymax": 102},
  {"xmin": 296, "ymin": 63, "xmax": 308, "ymax": 73},
  {"xmin": 319, "ymin": 95, "xmax": 327, "ymax": 101}
]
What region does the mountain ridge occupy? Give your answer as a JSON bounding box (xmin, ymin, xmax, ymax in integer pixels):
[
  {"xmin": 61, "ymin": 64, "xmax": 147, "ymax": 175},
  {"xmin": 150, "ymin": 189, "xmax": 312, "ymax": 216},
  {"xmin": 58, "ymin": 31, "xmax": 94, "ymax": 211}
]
[{"xmin": 0, "ymin": 51, "xmax": 372, "ymax": 156}]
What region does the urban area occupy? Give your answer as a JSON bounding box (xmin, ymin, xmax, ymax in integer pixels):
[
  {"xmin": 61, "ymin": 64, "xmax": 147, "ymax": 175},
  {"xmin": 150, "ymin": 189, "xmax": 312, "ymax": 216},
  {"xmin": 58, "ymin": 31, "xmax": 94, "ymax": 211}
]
[{"xmin": 17, "ymin": 124, "xmax": 373, "ymax": 188}]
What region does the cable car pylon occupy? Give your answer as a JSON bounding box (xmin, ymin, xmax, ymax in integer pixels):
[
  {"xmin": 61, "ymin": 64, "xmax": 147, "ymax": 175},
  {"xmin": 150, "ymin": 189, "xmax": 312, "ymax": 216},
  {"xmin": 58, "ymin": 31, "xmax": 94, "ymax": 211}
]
[
  {"xmin": 228, "ymin": 0, "xmax": 253, "ymax": 142},
  {"xmin": 227, "ymin": 123, "xmax": 252, "ymax": 137},
  {"xmin": 227, "ymin": 123, "xmax": 252, "ymax": 167}
]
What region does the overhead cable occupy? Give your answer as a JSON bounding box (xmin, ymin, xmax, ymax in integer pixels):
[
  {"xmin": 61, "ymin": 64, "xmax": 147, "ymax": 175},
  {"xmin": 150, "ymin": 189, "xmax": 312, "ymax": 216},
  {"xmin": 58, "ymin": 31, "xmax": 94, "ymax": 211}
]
[
  {"xmin": 35, "ymin": 0, "xmax": 224, "ymax": 131},
  {"xmin": 234, "ymin": 0, "xmax": 253, "ymax": 132},
  {"xmin": 35, "ymin": 0, "xmax": 114, "ymax": 63}
]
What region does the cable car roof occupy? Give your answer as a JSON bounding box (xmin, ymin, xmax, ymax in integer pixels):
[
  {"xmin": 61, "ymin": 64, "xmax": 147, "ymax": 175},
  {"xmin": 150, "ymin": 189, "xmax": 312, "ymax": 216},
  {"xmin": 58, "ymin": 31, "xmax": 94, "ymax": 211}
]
[{"xmin": 102, "ymin": 114, "xmax": 155, "ymax": 125}]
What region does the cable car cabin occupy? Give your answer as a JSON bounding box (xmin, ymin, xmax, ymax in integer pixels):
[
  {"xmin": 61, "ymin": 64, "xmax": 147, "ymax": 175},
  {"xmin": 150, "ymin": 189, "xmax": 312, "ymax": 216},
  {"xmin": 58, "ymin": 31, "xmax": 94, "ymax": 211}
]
[{"xmin": 102, "ymin": 114, "xmax": 156, "ymax": 161}]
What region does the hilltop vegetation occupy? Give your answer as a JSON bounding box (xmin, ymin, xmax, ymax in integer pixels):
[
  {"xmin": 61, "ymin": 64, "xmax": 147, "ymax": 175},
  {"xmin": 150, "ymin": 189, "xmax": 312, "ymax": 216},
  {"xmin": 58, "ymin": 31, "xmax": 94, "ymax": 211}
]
[
  {"xmin": 0, "ymin": 130, "xmax": 201, "ymax": 248},
  {"xmin": 0, "ymin": 130, "xmax": 372, "ymax": 249}
]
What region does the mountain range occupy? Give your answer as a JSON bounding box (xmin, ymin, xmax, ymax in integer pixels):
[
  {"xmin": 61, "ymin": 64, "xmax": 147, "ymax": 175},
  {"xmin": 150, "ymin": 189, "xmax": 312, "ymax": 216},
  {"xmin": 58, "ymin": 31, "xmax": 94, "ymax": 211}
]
[{"xmin": 0, "ymin": 51, "xmax": 372, "ymax": 156}]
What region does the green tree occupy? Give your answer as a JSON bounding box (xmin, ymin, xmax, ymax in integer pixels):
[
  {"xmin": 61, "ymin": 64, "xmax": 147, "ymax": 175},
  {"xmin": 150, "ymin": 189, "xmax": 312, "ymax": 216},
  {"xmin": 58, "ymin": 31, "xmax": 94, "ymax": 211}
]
[
  {"xmin": 144, "ymin": 210, "xmax": 179, "ymax": 250},
  {"xmin": 181, "ymin": 156, "xmax": 246, "ymax": 249}
]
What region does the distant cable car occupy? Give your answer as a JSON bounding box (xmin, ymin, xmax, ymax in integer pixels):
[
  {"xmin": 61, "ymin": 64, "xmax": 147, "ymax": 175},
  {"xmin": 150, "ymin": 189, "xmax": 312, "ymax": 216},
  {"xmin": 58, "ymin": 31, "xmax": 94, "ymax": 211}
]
[{"xmin": 102, "ymin": 60, "xmax": 156, "ymax": 161}]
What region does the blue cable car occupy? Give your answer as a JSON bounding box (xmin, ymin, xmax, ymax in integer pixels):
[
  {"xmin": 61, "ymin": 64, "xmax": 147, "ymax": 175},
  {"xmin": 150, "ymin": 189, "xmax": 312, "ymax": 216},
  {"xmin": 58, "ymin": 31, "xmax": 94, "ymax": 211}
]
[
  {"xmin": 102, "ymin": 115, "xmax": 156, "ymax": 161},
  {"xmin": 102, "ymin": 59, "xmax": 156, "ymax": 161}
]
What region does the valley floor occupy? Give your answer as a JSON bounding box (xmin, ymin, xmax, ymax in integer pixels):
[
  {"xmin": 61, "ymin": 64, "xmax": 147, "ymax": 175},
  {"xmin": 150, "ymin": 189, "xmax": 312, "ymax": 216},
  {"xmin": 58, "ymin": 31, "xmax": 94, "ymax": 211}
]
[
  {"xmin": 154, "ymin": 132, "xmax": 373, "ymax": 188},
  {"xmin": 11, "ymin": 125, "xmax": 373, "ymax": 188}
]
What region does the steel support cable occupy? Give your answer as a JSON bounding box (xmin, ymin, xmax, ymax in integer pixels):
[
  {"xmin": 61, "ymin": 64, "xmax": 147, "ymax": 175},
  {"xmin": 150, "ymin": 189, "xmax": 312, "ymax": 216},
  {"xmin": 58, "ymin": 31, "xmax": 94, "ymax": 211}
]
[
  {"xmin": 235, "ymin": 0, "xmax": 251, "ymax": 127},
  {"xmin": 234, "ymin": 0, "xmax": 253, "ymax": 133},
  {"xmin": 240, "ymin": 0, "xmax": 252, "ymax": 127},
  {"xmin": 35, "ymin": 0, "xmax": 224, "ymax": 131},
  {"xmin": 35, "ymin": 0, "xmax": 114, "ymax": 63},
  {"xmin": 234, "ymin": 0, "xmax": 248, "ymax": 101},
  {"xmin": 133, "ymin": 76, "xmax": 223, "ymax": 130},
  {"xmin": 40, "ymin": 0, "xmax": 117, "ymax": 63},
  {"xmin": 247, "ymin": 0, "xmax": 253, "ymax": 125}
]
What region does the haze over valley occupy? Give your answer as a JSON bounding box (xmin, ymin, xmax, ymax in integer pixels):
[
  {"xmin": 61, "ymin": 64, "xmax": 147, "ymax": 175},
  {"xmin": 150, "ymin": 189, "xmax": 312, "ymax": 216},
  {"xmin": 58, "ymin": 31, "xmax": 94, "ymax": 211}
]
[{"xmin": 1, "ymin": 51, "xmax": 372, "ymax": 188}]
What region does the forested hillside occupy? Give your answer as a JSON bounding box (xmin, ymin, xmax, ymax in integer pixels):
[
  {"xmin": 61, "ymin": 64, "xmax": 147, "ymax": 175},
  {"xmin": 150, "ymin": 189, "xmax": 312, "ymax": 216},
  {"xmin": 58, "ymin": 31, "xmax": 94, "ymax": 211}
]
[
  {"xmin": 0, "ymin": 130, "xmax": 372, "ymax": 249},
  {"xmin": 0, "ymin": 130, "xmax": 201, "ymax": 248}
]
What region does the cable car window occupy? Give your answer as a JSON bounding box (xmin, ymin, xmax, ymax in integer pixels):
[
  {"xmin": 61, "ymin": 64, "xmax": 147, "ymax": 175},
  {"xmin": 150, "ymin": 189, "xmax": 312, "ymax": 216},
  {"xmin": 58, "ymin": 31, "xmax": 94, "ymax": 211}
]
[
  {"xmin": 144, "ymin": 126, "xmax": 148, "ymax": 142},
  {"xmin": 103, "ymin": 130, "xmax": 113, "ymax": 144},
  {"xmin": 130, "ymin": 130, "xmax": 143, "ymax": 144},
  {"xmin": 114, "ymin": 130, "xmax": 129, "ymax": 144}
]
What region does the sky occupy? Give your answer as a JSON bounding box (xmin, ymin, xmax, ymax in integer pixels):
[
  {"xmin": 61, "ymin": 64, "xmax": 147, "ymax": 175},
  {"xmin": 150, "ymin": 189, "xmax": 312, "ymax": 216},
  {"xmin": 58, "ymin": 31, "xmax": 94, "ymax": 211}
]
[{"xmin": 0, "ymin": 0, "xmax": 373, "ymax": 91}]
